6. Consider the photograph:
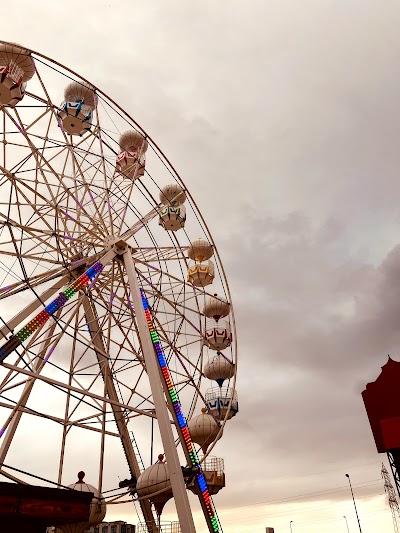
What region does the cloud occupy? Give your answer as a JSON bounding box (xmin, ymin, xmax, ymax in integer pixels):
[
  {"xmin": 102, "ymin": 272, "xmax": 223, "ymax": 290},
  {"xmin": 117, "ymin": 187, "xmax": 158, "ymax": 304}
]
[
  {"xmin": 2, "ymin": 1, "xmax": 400, "ymax": 531},
  {"xmin": 204, "ymin": 208, "xmax": 399, "ymax": 515}
]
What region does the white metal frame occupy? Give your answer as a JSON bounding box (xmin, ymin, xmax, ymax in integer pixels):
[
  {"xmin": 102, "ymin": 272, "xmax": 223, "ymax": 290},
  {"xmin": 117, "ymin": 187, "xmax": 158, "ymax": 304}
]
[{"xmin": 0, "ymin": 39, "xmax": 238, "ymax": 532}]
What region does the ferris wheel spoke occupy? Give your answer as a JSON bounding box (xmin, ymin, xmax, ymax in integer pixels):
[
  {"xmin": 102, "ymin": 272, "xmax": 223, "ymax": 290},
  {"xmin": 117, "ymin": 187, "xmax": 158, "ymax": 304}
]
[
  {"xmin": 87, "ymin": 282, "xmax": 144, "ymax": 371},
  {"xmin": 24, "ymin": 108, "xmax": 53, "ymax": 134},
  {"xmin": 4, "ymin": 103, "xmax": 51, "ymax": 139},
  {"xmin": 24, "ymin": 89, "xmax": 50, "ymax": 106},
  {"xmin": 152, "ymin": 313, "xmax": 203, "ymax": 378},
  {"xmin": 0, "ymin": 359, "xmax": 154, "ymax": 419},
  {"xmin": 39, "ymin": 129, "xmax": 111, "ymax": 208},
  {"xmin": 78, "ymin": 300, "xmax": 143, "ymax": 408},
  {"xmin": 66, "ymin": 134, "xmax": 112, "ymax": 237},
  {"xmin": 2, "ymin": 127, "xmax": 108, "ymax": 246},
  {"xmin": 91, "ymin": 116, "xmax": 115, "ymax": 233},
  {"xmin": 0, "ymin": 309, "xmax": 64, "ymax": 464},
  {"xmin": 4, "ymin": 222, "xmax": 60, "ymax": 267},
  {"xmin": 0, "ymin": 248, "xmax": 62, "ymax": 265},
  {"xmin": 80, "ymin": 145, "xmax": 111, "ymax": 219},
  {"xmin": 0, "ymin": 167, "xmax": 55, "ymax": 234},
  {"xmin": 0, "ymin": 250, "xmax": 106, "ymax": 301},
  {"xmin": 138, "ymin": 271, "xmax": 202, "ymax": 337},
  {"xmin": 34, "ymin": 109, "xmax": 55, "ymax": 174},
  {"xmin": 40, "ymin": 299, "xmax": 109, "ymax": 412},
  {"xmin": 0, "ymin": 154, "xmax": 39, "ymax": 188},
  {"xmin": 0, "ymin": 396, "xmax": 121, "ymax": 439},
  {"xmin": 115, "ymin": 367, "xmax": 149, "ymax": 408},
  {"xmin": 118, "ymin": 204, "xmax": 162, "ymax": 242},
  {"xmin": 68, "ymin": 166, "xmax": 109, "ymax": 234},
  {"xmin": 3, "ymin": 108, "xmax": 60, "ymax": 209},
  {"xmin": 2, "ymin": 177, "xmax": 101, "ymax": 264},
  {"xmin": 115, "ymin": 182, "xmax": 135, "ymax": 235},
  {"xmin": 0, "ymin": 467, "xmax": 28, "ymax": 485},
  {"xmin": 133, "ymin": 246, "xmax": 189, "ymax": 263},
  {"xmin": 0, "ymin": 250, "xmax": 115, "ymax": 357},
  {"xmin": 0, "ymin": 220, "xmax": 81, "ymax": 246}
]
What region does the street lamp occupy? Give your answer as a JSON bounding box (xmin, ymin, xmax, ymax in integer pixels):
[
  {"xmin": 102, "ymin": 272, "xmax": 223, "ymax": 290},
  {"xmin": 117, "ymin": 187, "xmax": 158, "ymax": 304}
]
[
  {"xmin": 343, "ymin": 515, "xmax": 350, "ymax": 533},
  {"xmin": 290, "ymin": 520, "xmax": 293, "ymax": 533},
  {"xmin": 345, "ymin": 474, "xmax": 363, "ymax": 533}
]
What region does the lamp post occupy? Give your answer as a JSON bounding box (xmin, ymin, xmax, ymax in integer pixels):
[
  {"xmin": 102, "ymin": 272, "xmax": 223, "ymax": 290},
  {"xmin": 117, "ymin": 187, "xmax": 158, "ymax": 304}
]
[
  {"xmin": 343, "ymin": 515, "xmax": 350, "ymax": 533},
  {"xmin": 345, "ymin": 474, "xmax": 363, "ymax": 533},
  {"xmin": 290, "ymin": 520, "xmax": 293, "ymax": 533}
]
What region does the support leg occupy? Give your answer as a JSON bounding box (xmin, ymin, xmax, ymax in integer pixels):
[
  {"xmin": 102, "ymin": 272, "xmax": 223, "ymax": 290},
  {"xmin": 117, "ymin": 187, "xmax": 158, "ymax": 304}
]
[
  {"xmin": 124, "ymin": 249, "xmax": 196, "ymax": 533},
  {"xmin": 388, "ymin": 450, "xmax": 400, "ymax": 498},
  {"xmin": 82, "ymin": 295, "xmax": 158, "ymax": 531},
  {"xmin": 0, "ymin": 315, "xmax": 59, "ymax": 463}
]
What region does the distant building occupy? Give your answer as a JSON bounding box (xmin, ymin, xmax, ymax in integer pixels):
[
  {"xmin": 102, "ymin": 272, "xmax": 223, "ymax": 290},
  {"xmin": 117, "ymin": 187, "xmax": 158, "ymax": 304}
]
[
  {"xmin": 86, "ymin": 521, "xmax": 136, "ymax": 533},
  {"xmin": 47, "ymin": 521, "xmax": 135, "ymax": 533}
]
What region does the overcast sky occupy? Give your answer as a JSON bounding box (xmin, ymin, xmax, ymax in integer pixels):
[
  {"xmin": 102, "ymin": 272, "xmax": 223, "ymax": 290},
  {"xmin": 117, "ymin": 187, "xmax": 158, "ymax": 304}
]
[{"xmin": 3, "ymin": 1, "xmax": 400, "ymax": 531}]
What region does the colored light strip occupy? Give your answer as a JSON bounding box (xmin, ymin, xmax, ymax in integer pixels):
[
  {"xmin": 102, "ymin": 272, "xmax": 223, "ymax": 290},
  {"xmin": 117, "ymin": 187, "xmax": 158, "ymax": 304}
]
[
  {"xmin": 0, "ymin": 261, "xmax": 104, "ymax": 362},
  {"xmin": 140, "ymin": 288, "xmax": 222, "ymax": 533}
]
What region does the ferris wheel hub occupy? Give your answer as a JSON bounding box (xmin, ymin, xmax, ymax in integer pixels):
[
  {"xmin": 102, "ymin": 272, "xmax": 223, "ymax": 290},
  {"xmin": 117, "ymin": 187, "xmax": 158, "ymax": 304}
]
[{"xmin": 103, "ymin": 235, "xmax": 128, "ymax": 255}]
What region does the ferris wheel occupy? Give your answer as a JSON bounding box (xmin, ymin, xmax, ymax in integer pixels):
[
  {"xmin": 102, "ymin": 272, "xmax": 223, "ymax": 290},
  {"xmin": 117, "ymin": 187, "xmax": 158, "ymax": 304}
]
[{"xmin": 0, "ymin": 42, "xmax": 238, "ymax": 533}]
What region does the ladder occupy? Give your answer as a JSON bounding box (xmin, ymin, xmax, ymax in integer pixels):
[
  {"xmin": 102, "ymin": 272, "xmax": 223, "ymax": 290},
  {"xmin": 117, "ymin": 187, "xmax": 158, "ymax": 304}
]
[{"xmin": 131, "ymin": 431, "xmax": 145, "ymax": 472}]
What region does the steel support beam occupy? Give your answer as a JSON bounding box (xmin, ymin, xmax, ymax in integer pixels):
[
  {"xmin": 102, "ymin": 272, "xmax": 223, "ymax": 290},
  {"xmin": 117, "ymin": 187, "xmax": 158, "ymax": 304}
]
[
  {"xmin": 124, "ymin": 248, "xmax": 196, "ymax": 533},
  {"xmin": 388, "ymin": 451, "xmax": 400, "ymax": 499},
  {"xmin": 0, "ymin": 316, "xmax": 59, "ymax": 463},
  {"xmin": 0, "ymin": 275, "xmax": 69, "ymax": 340},
  {"xmin": 82, "ymin": 294, "xmax": 157, "ymax": 531}
]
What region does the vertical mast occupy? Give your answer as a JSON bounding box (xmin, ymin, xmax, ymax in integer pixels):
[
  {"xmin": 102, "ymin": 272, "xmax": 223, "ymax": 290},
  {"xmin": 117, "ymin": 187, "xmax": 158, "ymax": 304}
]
[
  {"xmin": 124, "ymin": 249, "xmax": 197, "ymax": 533},
  {"xmin": 382, "ymin": 463, "xmax": 400, "ymax": 533}
]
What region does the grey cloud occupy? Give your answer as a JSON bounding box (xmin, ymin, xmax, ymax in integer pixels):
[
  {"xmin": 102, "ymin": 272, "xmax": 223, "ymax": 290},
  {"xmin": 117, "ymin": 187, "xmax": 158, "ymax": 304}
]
[
  {"xmin": 2, "ymin": 1, "xmax": 400, "ymax": 530},
  {"xmin": 209, "ymin": 209, "xmax": 400, "ymax": 513}
]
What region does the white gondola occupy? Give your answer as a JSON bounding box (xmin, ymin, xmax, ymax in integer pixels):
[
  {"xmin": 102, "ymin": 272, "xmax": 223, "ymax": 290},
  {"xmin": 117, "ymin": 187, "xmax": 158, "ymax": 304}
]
[
  {"xmin": 115, "ymin": 130, "xmax": 148, "ymax": 180},
  {"xmin": 203, "ymin": 294, "xmax": 230, "ymax": 321},
  {"xmin": 187, "ymin": 408, "xmax": 222, "ymax": 454},
  {"xmin": 187, "ymin": 238, "xmax": 215, "ymax": 285},
  {"xmin": 57, "ymin": 81, "xmax": 97, "ymax": 136},
  {"xmin": 205, "ymin": 319, "xmax": 232, "ymax": 351},
  {"xmin": 204, "ymin": 352, "xmax": 235, "ymax": 386},
  {"xmin": 205, "ymin": 387, "xmax": 238, "ymax": 421},
  {"xmin": 159, "ymin": 183, "xmax": 187, "ymax": 231},
  {"xmin": 159, "ymin": 204, "xmax": 186, "ymax": 231},
  {"xmin": 187, "ymin": 259, "xmax": 215, "ymax": 287},
  {"xmin": 0, "ymin": 43, "xmax": 35, "ymax": 107},
  {"xmin": 136, "ymin": 454, "xmax": 172, "ymax": 518}
]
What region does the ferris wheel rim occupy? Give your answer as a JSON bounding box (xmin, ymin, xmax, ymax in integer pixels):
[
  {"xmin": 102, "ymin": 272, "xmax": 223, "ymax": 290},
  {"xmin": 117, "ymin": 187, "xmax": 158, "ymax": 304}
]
[
  {"xmin": 0, "ymin": 40, "xmax": 238, "ymax": 530},
  {"xmin": 0, "ymin": 38, "xmax": 236, "ymax": 319},
  {"xmin": 0, "ymin": 39, "xmax": 238, "ymax": 417}
]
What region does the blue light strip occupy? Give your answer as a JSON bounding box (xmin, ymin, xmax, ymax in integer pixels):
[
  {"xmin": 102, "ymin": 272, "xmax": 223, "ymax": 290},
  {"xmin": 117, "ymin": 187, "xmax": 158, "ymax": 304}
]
[
  {"xmin": 140, "ymin": 288, "xmax": 222, "ymax": 532},
  {"xmin": 0, "ymin": 261, "xmax": 104, "ymax": 362}
]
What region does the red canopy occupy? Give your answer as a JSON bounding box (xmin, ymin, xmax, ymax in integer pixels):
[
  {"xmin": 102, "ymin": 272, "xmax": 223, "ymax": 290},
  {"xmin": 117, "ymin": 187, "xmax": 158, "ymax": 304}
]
[{"xmin": 362, "ymin": 357, "xmax": 400, "ymax": 453}]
